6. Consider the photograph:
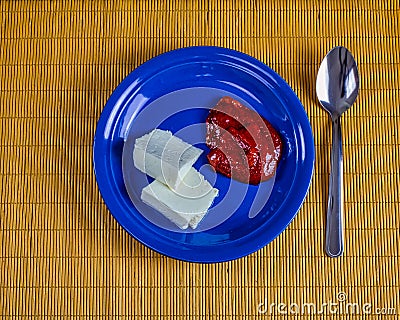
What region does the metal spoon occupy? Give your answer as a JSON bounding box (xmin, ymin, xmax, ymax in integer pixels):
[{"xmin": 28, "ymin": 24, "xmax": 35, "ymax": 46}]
[{"xmin": 316, "ymin": 46, "xmax": 360, "ymax": 257}]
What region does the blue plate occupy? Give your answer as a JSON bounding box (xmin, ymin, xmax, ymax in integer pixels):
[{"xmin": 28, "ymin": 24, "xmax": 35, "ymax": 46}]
[{"xmin": 93, "ymin": 46, "xmax": 314, "ymax": 263}]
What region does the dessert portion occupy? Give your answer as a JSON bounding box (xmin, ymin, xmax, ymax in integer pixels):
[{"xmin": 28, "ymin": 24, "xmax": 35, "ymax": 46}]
[
  {"xmin": 206, "ymin": 96, "xmax": 283, "ymax": 185},
  {"xmin": 134, "ymin": 129, "xmax": 218, "ymax": 230},
  {"xmin": 131, "ymin": 95, "xmax": 283, "ymax": 229},
  {"xmin": 141, "ymin": 167, "xmax": 218, "ymax": 230},
  {"xmin": 133, "ymin": 129, "xmax": 203, "ymax": 190}
]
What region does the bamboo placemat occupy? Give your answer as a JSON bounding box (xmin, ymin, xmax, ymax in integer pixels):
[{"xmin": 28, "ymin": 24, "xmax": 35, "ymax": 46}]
[{"xmin": 1, "ymin": 1, "xmax": 399, "ymax": 318}]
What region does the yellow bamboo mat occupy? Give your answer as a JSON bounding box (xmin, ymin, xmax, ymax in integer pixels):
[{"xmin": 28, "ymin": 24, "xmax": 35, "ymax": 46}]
[{"xmin": 1, "ymin": 1, "xmax": 399, "ymax": 318}]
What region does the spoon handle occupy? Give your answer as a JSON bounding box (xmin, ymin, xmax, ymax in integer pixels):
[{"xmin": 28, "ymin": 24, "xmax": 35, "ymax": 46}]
[{"xmin": 326, "ymin": 115, "xmax": 344, "ymax": 257}]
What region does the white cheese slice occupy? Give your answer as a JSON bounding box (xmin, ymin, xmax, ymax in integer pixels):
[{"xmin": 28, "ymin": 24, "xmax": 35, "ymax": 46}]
[
  {"xmin": 141, "ymin": 167, "xmax": 219, "ymax": 229},
  {"xmin": 133, "ymin": 129, "xmax": 203, "ymax": 190}
]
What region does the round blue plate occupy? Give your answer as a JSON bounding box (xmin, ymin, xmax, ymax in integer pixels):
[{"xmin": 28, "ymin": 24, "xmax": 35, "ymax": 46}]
[{"xmin": 93, "ymin": 46, "xmax": 314, "ymax": 263}]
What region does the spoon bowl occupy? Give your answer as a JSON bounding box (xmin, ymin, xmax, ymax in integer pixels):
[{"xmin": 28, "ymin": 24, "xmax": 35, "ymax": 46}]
[
  {"xmin": 317, "ymin": 46, "xmax": 359, "ymax": 117},
  {"xmin": 316, "ymin": 46, "xmax": 360, "ymax": 257}
]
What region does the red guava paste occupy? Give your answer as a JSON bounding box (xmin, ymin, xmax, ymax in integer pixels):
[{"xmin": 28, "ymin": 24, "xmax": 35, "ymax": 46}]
[{"xmin": 206, "ymin": 96, "xmax": 283, "ymax": 185}]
